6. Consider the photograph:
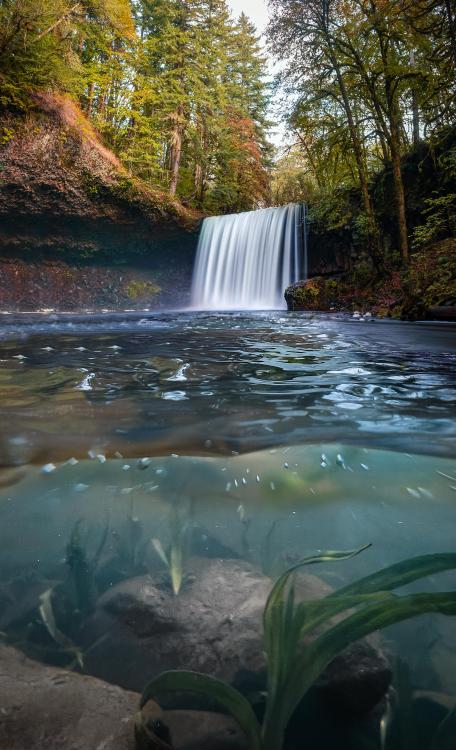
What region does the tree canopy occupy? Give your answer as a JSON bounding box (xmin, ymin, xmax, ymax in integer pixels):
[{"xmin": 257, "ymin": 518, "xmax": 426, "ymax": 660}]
[
  {"xmin": 268, "ymin": 0, "xmax": 456, "ymax": 262},
  {"xmin": 0, "ymin": 0, "xmax": 272, "ymax": 213}
]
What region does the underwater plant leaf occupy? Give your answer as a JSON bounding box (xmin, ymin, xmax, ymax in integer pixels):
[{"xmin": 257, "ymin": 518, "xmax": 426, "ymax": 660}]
[
  {"xmin": 39, "ymin": 588, "xmax": 84, "ymax": 669},
  {"xmin": 333, "ymin": 553, "xmax": 456, "ymax": 598},
  {"xmin": 262, "ymin": 549, "xmax": 456, "ymax": 750},
  {"xmin": 294, "ymin": 590, "xmax": 397, "ymax": 637},
  {"xmin": 139, "ymin": 670, "xmax": 262, "ymax": 750},
  {"xmin": 280, "ymin": 591, "xmax": 456, "ymax": 735},
  {"xmin": 431, "ymin": 703, "xmax": 456, "ymax": 750},
  {"xmin": 262, "ymin": 545, "xmax": 371, "ymax": 748},
  {"xmin": 92, "ymin": 519, "xmax": 109, "ymax": 567},
  {"xmin": 264, "ymin": 544, "xmax": 371, "ymax": 632},
  {"xmin": 151, "ymin": 538, "xmax": 169, "ymax": 567},
  {"xmin": 170, "ymin": 543, "xmax": 183, "ymax": 596}
]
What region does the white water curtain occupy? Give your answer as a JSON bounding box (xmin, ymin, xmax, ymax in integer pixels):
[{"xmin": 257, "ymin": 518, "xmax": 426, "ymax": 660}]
[{"xmin": 190, "ymin": 204, "xmax": 305, "ymax": 310}]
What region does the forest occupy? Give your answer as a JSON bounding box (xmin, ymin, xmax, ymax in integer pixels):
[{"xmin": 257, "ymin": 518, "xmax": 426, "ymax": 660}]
[
  {"xmin": 0, "ymin": 0, "xmax": 455, "ymax": 313},
  {"xmin": 0, "ymin": 0, "xmax": 272, "ymax": 214},
  {"xmin": 1, "ymin": 0, "xmax": 455, "ymax": 235}
]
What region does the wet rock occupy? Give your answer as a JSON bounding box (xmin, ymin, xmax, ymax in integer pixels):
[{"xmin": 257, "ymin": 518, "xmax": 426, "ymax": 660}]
[
  {"xmin": 284, "ymin": 277, "xmax": 330, "ymax": 311},
  {"xmin": 164, "ymin": 710, "xmax": 248, "ymax": 750},
  {"xmin": 0, "ymin": 644, "xmax": 138, "ymax": 749},
  {"xmin": 314, "ymin": 640, "xmax": 391, "ymax": 713},
  {"xmin": 0, "ymin": 645, "xmax": 249, "ymax": 750},
  {"xmin": 82, "ymin": 558, "xmax": 391, "ymax": 714},
  {"xmin": 82, "ymin": 558, "xmax": 270, "ymax": 690}
]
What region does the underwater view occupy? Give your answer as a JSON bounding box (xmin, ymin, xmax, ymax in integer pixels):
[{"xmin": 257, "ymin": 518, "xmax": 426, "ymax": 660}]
[{"xmin": 0, "ymin": 310, "xmax": 455, "ymax": 749}]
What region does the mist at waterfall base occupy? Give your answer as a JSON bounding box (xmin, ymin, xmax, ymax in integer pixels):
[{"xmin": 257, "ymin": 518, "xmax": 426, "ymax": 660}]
[{"xmin": 191, "ymin": 204, "xmax": 306, "ymax": 310}]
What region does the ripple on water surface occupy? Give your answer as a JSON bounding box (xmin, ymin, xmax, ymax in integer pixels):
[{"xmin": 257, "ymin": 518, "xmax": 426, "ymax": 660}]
[{"xmin": 0, "ymin": 311, "xmax": 454, "ymax": 464}]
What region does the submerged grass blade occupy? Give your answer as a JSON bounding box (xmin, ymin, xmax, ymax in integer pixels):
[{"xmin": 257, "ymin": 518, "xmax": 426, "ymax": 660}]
[
  {"xmin": 279, "ymin": 591, "xmax": 456, "ymax": 736},
  {"xmin": 334, "ymin": 553, "xmax": 456, "ymax": 598},
  {"xmin": 139, "ymin": 670, "xmax": 262, "ymax": 750},
  {"xmin": 39, "ymin": 588, "xmax": 84, "ymax": 669},
  {"xmin": 170, "ymin": 543, "xmax": 183, "ymax": 596},
  {"xmin": 151, "ymin": 538, "xmax": 169, "ymax": 567},
  {"xmin": 264, "ymin": 544, "xmax": 371, "ymax": 632}
]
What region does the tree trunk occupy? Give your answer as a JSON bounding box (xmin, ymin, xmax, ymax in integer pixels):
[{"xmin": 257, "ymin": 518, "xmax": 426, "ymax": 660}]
[
  {"xmin": 368, "ymin": 3, "xmax": 409, "ymax": 263},
  {"xmin": 86, "ymin": 82, "xmax": 95, "ymax": 118},
  {"xmin": 169, "ymin": 104, "xmax": 185, "ymax": 197},
  {"xmin": 379, "ymin": 32, "xmax": 409, "ymax": 263},
  {"xmin": 327, "ymin": 44, "xmax": 382, "ymax": 269},
  {"xmin": 389, "ymin": 102, "xmax": 409, "ymax": 263},
  {"xmin": 410, "ymin": 52, "xmax": 420, "ymax": 145},
  {"xmin": 444, "ymin": 0, "xmax": 456, "ymax": 65}
]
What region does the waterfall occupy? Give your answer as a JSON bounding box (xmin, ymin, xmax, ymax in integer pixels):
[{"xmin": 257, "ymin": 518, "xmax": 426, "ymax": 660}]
[{"xmin": 190, "ymin": 203, "xmax": 307, "ymax": 310}]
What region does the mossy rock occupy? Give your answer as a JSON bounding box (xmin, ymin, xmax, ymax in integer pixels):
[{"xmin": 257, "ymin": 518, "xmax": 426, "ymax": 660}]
[{"xmin": 285, "ymin": 278, "xmax": 330, "ymax": 311}]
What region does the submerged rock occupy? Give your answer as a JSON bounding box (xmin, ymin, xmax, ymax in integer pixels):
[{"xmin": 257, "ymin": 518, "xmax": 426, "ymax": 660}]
[
  {"xmin": 164, "ymin": 711, "xmax": 248, "ymax": 750},
  {"xmin": 0, "ymin": 645, "xmax": 248, "ymax": 750},
  {"xmin": 82, "ymin": 558, "xmax": 391, "ymax": 714},
  {"xmin": 0, "ymin": 644, "xmax": 138, "ymax": 749}
]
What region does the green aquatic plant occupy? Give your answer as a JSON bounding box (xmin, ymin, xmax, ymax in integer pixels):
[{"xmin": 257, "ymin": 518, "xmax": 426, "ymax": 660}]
[
  {"xmin": 112, "ymin": 502, "xmax": 147, "ymax": 572},
  {"xmin": 151, "ymin": 506, "xmax": 192, "ymax": 596},
  {"xmin": 136, "ymin": 547, "xmax": 456, "ymax": 750},
  {"xmin": 66, "ymin": 520, "xmax": 108, "ymax": 616},
  {"xmin": 38, "ymin": 587, "xmax": 84, "ymax": 670}
]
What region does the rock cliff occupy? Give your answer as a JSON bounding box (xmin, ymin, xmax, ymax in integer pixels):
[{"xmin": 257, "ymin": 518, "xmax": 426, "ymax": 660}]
[{"xmin": 0, "ymin": 93, "xmax": 200, "ymax": 310}]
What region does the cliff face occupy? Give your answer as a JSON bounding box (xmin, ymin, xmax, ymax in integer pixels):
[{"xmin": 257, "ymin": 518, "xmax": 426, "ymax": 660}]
[{"xmin": 0, "ymin": 93, "xmax": 200, "ymax": 310}]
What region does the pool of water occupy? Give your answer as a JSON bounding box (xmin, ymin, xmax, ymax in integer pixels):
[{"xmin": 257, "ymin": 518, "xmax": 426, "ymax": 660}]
[{"xmin": 0, "ymin": 310, "xmax": 455, "ymax": 748}]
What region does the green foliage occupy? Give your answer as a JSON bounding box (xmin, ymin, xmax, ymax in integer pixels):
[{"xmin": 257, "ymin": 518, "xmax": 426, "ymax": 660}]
[
  {"xmin": 126, "ymin": 280, "xmax": 161, "ymax": 300},
  {"xmin": 137, "ymin": 547, "xmax": 456, "ymax": 750},
  {"xmin": 269, "ymin": 0, "xmax": 456, "ymax": 263},
  {"xmin": 292, "ymin": 283, "xmax": 321, "ymax": 309},
  {"xmin": 413, "ymin": 194, "xmax": 456, "ymax": 248},
  {"xmin": 66, "ymin": 519, "xmax": 107, "ymax": 616},
  {"xmin": 401, "ymin": 238, "xmax": 456, "ymax": 318},
  {"xmin": 151, "ymin": 505, "xmax": 193, "ymax": 596},
  {"xmin": 0, "ymin": 127, "xmax": 15, "ymax": 146},
  {"xmin": 1, "ymin": 0, "xmax": 271, "ymax": 213}
]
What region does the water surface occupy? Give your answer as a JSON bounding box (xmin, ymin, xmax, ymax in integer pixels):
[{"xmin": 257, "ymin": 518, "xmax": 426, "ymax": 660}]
[{"xmin": 1, "ymin": 310, "xmax": 455, "ymax": 747}]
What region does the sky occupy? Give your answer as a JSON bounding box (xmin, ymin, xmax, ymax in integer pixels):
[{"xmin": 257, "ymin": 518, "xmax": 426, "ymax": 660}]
[
  {"xmin": 226, "ymin": 0, "xmax": 269, "ymax": 32},
  {"xmin": 227, "ymin": 0, "xmax": 287, "ymax": 149}
]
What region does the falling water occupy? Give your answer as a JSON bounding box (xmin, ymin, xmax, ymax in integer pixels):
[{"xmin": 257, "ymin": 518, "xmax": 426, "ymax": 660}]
[{"xmin": 191, "ymin": 204, "xmax": 306, "ymax": 310}]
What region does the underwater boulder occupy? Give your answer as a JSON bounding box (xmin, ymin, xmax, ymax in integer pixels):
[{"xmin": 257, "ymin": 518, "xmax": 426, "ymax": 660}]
[
  {"xmin": 81, "ymin": 558, "xmax": 391, "ymax": 715},
  {"xmin": 163, "ymin": 710, "xmax": 248, "ymax": 750},
  {"xmin": 0, "ymin": 644, "xmax": 138, "ymax": 749},
  {"xmin": 0, "ymin": 644, "xmax": 249, "ymax": 750}
]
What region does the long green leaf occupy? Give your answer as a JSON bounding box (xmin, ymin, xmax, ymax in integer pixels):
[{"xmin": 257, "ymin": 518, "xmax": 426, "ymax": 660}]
[
  {"xmin": 262, "ymin": 545, "xmax": 371, "ymax": 748},
  {"xmin": 139, "ymin": 670, "xmax": 262, "ymax": 750},
  {"xmin": 334, "ymin": 553, "xmax": 456, "ymax": 598},
  {"xmin": 293, "ymin": 590, "xmax": 397, "ymax": 638},
  {"xmin": 281, "ymin": 591, "xmax": 456, "ymax": 731},
  {"xmin": 264, "ymin": 544, "xmax": 371, "ymax": 630},
  {"xmin": 39, "ymin": 588, "xmax": 84, "ymax": 669}
]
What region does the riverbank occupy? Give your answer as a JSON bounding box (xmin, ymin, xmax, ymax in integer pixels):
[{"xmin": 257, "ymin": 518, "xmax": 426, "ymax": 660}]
[{"xmin": 287, "ymin": 238, "xmax": 456, "ymax": 321}]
